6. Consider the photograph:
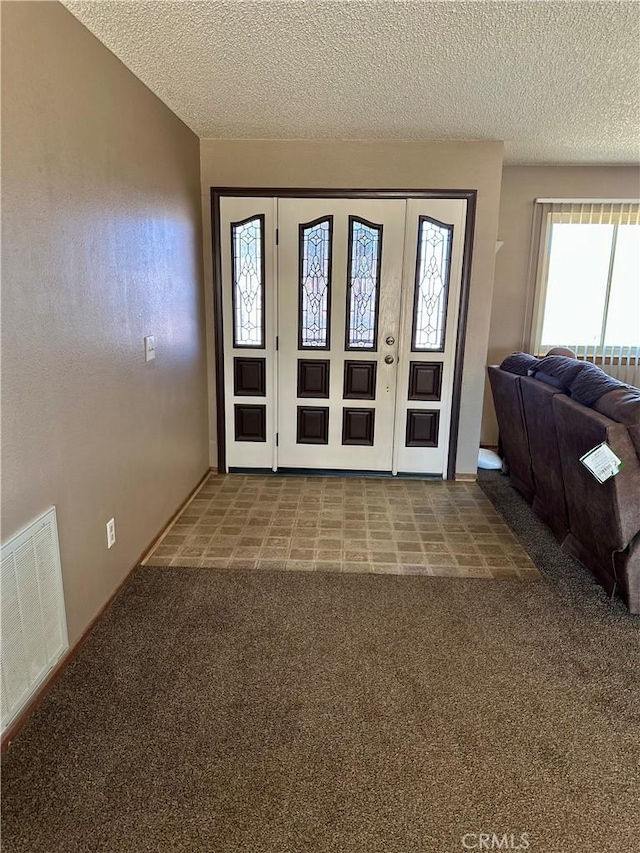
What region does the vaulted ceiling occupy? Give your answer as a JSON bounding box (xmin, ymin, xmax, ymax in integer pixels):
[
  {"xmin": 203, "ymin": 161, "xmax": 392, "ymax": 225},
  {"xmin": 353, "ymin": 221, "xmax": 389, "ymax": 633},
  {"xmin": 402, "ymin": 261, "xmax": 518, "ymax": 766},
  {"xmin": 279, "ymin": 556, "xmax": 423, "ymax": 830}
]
[{"xmin": 63, "ymin": 0, "xmax": 640, "ymax": 165}]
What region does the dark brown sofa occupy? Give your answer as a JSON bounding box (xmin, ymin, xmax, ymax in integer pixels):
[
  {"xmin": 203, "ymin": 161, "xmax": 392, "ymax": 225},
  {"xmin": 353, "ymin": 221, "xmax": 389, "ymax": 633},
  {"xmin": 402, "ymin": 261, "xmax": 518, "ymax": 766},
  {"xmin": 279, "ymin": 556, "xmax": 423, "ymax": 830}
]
[{"xmin": 488, "ymin": 354, "xmax": 640, "ymax": 614}]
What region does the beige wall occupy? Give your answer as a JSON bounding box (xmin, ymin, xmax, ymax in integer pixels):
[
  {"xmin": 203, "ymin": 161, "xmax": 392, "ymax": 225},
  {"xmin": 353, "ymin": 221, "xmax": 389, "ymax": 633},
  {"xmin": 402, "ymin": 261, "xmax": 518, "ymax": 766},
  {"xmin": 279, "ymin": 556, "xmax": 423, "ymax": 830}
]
[
  {"xmin": 1, "ymin": 2, "xmax": 209, "ymax": 645},
  {"xmin": 200, "ymin": 139, "xmax": 504, "ymax": 474},
  {"xmin": 482, "ymin": 165, "xmax": 640, "ymax": 445}
]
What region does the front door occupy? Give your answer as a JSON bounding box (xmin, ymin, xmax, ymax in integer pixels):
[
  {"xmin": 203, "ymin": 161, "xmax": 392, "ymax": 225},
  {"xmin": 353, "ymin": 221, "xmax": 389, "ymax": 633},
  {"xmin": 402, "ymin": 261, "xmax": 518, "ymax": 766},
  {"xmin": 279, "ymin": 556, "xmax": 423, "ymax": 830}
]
[
  {"xmin": 218, "ymin": 194, "xmax": 468, "ymax": 477},
  {"xmin": 278, "ymin": 198, "xmax": 406, "ymax": 471}
]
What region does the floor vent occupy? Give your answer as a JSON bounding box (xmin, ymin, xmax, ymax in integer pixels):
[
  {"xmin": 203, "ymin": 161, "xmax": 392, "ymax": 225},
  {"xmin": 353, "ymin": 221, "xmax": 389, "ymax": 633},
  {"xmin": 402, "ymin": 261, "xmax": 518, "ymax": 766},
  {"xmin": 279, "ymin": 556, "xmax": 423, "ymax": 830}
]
[{"xmin": 1, "ymin": 508, "xmax": 68, "ymax": 735}]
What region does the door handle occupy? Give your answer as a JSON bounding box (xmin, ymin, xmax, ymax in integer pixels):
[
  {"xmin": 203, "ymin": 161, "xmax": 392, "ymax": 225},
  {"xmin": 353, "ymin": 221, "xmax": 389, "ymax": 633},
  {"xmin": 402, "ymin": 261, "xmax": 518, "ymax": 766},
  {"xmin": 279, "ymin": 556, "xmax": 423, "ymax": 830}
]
[{"xmin": 384, "ymin": 355, "xmax": 395, "ymax": 365}]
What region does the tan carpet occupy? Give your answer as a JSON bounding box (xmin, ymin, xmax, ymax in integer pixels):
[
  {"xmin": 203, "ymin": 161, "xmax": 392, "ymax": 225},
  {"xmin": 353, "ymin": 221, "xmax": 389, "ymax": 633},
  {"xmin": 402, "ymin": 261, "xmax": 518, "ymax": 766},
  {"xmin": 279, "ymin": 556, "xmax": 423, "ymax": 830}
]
[{"xmin": 2, "ymin": 556, "xmax": 639, "ymax": 852}]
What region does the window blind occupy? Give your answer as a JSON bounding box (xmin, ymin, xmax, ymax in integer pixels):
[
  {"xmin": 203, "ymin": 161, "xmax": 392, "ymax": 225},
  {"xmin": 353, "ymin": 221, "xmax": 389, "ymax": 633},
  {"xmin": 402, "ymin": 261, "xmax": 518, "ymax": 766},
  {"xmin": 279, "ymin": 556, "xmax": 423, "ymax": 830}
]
[{"xmin": 524, "ymin": 200, "xmax": 640, "ymax": 354}]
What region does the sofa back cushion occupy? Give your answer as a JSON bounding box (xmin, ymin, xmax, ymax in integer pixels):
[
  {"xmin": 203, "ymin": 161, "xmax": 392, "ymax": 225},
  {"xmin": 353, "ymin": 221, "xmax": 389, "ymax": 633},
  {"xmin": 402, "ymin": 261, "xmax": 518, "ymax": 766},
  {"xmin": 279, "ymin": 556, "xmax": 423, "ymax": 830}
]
[
  {"xmin": 532, "ymin": 355, "xmax": 585, "ymax": 390},
  {"xmin": 568, "ymin": 362, "xmax": 629, "ymax": 406},
  {"xmin": 499, "ymin": 352, "xmax": 540, "ymax": 376}
]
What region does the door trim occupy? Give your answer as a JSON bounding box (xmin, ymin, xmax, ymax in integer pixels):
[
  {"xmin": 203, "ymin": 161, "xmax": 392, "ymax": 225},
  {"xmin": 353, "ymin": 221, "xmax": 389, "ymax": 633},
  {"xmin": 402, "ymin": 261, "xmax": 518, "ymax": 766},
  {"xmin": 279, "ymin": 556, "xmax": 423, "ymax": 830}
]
[{"xmin": 210, "ymin": 187, "xmax": 477, "ymax": 479}]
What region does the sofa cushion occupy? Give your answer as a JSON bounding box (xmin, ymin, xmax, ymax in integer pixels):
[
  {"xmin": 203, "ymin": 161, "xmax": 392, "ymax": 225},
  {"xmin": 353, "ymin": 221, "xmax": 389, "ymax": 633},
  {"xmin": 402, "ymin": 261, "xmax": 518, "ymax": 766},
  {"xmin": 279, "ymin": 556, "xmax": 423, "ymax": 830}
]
[
  {"xmin": 568, "ymin": 362, "xmax": 628, "ymax": 406},
  {"xmin": 499, "ymin": 352, "xmax": 540, "ymax": 376},
  {"xmin": 532, "ymin": 355, "xmax": 586, "ymax": 390}
]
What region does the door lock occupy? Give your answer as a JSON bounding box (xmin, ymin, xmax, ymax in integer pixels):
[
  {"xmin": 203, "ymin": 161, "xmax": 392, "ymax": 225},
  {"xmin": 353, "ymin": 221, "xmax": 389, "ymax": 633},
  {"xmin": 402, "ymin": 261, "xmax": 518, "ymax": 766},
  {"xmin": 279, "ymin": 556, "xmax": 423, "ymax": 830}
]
[
  {"xmin": 384, "ymin": 355, "xmax": 395, "ymax": 364},
  {"xmin": 385, "ymin": 336, "xmax": 395, "ymax": 346}
]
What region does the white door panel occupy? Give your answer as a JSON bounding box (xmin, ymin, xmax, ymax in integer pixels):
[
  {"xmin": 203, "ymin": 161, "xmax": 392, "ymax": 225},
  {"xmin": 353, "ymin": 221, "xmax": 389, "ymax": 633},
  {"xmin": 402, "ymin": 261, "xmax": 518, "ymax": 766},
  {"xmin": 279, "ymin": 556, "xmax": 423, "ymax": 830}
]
[
  {"xmin": 394, "ymin": 199, "xmax": 467, "ymax": 475},
  {"xmin": 220, "ymin": 197, "xmax": 277, "ymax": 470},
  {"xmin": 277, "ymin": 199, "xmax": 406, "ymax": 471}
]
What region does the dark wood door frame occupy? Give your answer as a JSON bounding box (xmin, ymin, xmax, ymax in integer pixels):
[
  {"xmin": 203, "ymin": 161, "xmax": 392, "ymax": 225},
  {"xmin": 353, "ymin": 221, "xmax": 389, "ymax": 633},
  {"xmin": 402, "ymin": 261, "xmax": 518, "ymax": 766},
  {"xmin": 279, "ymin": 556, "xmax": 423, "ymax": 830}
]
[{"xmin": 211, "ymin": 187, "xmax": 477, "ymax": 480}]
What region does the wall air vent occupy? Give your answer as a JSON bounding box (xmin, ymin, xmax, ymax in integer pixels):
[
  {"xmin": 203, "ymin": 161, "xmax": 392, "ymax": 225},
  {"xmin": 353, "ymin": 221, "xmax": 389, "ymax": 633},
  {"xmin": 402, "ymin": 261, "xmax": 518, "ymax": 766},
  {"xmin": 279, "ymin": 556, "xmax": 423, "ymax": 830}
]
[{"xmin": 1, "ymin": 508, "xmax": 68, "ymax": 734}]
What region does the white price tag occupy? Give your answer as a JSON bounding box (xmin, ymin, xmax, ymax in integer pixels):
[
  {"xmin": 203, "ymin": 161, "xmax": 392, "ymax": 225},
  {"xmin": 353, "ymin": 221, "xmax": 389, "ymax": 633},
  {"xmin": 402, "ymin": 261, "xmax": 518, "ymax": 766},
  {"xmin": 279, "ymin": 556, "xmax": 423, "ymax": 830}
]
[{"xmin": 580, "ymin": 442, "xmax": 624, "ymax": 484}]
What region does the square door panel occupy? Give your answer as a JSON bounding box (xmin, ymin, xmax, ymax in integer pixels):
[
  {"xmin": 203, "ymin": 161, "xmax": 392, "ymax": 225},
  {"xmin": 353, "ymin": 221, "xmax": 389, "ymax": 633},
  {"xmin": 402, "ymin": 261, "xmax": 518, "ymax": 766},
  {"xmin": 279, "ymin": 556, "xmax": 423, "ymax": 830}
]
[
  {"xmin": 342, "ymin": 408, "xmax": 375, "ymax": 446},
  {"xmin": 297, "ymin": 407, "xmax": 329, "ymax": 444},
  {"xmin": 408, "ymin": 362, "xmax": 442, "ymax": 401},
  {"xmin": 234, "ymin": 404, "xmax": 266, "ymax": 442},
  {"xmin": 405, "ymin": 409, "xmax": 440, "ymax": 447},
  {"xmin": 297, "ymin": 360, "xmax": 330, "ymax": 398},
  {"xmin": 343, "ymin": 361, "xmax": 377, "ymax": 399},
  {"xmin": 234, "ymin": 357, "xmax": 266, "ymax": 396}
]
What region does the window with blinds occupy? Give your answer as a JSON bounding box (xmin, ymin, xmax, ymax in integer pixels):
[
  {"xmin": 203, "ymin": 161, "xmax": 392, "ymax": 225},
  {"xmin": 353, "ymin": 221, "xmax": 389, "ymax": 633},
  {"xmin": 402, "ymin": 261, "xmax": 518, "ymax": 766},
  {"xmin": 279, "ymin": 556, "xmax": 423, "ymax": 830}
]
[{"xmin": 527, "ymin": 201, "xmax": 639, "ymax": 360}]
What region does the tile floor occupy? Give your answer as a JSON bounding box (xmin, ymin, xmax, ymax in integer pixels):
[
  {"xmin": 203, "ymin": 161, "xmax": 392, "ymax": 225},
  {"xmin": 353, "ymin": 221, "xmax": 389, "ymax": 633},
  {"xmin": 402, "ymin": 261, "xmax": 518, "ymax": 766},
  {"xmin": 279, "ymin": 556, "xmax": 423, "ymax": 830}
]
[{"xmin": 144, "ymin": 474, "xmax": 541, "ymax": 580}]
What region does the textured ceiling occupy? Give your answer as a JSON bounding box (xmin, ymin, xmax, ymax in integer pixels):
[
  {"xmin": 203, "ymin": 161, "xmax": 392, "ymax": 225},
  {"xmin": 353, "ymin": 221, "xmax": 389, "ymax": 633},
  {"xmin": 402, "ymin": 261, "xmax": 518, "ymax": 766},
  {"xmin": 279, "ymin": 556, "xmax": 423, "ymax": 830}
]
[{"xmin": 63, "ymin": 0, "xmax": 640, "ymax": 164}]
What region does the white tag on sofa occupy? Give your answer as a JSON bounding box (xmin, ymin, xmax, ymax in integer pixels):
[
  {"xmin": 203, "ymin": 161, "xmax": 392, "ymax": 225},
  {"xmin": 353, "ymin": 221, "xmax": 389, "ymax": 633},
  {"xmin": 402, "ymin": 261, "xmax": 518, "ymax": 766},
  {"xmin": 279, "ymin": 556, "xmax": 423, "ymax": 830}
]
[{"xmin": 580, "ymin": 442, "xmax": 624, "ymax": 484}]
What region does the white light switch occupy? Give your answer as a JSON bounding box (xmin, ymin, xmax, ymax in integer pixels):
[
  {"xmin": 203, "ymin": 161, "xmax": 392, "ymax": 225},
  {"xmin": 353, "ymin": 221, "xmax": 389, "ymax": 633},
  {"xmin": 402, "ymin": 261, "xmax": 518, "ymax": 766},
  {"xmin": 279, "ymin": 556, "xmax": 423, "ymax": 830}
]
[
  {"xmin": 144, "ymin": 335, "xmax": 156, "ymax": 361},
  {"xmin": 106, "ymin": 518, "xmax": 116, "ymax": 549}
]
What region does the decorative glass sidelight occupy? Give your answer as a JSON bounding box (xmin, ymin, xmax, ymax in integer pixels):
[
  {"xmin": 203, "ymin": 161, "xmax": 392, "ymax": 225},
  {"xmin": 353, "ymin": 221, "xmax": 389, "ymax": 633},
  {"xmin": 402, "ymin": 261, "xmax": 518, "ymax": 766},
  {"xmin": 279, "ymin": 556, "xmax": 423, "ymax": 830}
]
[
  {"xmin": 299, "ymin": 217, "xmax": 332, "ymax": 349},
  {"xmin": 231, "ymin": 215, "xmax": 265, "ymax": 348},
  {"xmin": 412, "ymin": 216, "xmax": 453, "ymax": 351},
  {"xmin": 346, "ymin": 217, "xmax": 383, "ymax": 350}
]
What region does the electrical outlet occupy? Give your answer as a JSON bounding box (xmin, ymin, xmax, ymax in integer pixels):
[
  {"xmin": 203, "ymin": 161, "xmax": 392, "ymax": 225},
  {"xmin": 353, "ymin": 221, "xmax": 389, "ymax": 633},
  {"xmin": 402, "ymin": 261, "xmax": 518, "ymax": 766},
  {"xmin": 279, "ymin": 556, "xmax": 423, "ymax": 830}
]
[
  {"xmin": 106, "ymin": 518, "xmax": 116, "ymax": 549},
  {"xmin": 144, "ymin": 335, "xmax": 156, "ymax": 362}
]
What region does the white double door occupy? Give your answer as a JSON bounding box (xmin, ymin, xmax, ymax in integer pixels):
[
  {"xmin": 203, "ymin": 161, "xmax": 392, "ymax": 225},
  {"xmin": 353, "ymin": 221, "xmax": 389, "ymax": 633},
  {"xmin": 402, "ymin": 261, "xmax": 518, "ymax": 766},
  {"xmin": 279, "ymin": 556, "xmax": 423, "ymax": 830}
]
[{"xmin": 220, "ymin": 195, "xmax": 467, "ymax": 476}]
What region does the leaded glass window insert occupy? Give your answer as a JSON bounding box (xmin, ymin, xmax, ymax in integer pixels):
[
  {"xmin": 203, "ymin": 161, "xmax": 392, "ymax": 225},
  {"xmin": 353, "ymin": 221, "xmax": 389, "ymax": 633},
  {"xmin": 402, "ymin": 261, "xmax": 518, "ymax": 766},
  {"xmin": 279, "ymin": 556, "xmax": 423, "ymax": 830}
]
[
  {"xmin": 299, "ymin": 217, "xmax": 332, "ymax": 349},
  {"xmin": 412, "ymin": 216, "xmax": 453, "ymax": 351},
  {"xmin": 231, "ymin": 215, "xmax": 265, "ymax": 348},
  {"xmin": 346, "ymin": 217, "xmax": 383, "ymax": 350}
]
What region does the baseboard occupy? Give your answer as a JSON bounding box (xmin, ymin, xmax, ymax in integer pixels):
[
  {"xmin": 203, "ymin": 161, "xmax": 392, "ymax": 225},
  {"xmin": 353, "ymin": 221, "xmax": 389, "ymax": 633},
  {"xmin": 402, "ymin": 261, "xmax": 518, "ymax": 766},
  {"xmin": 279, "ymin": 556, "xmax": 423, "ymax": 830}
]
[
  {"xmin": 455, "ymin": 473, "xmax": 478, "ymax": 482},
  {"xmin": 1, "ymin": 467, "xmax": 211, "ymax": 753}
]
